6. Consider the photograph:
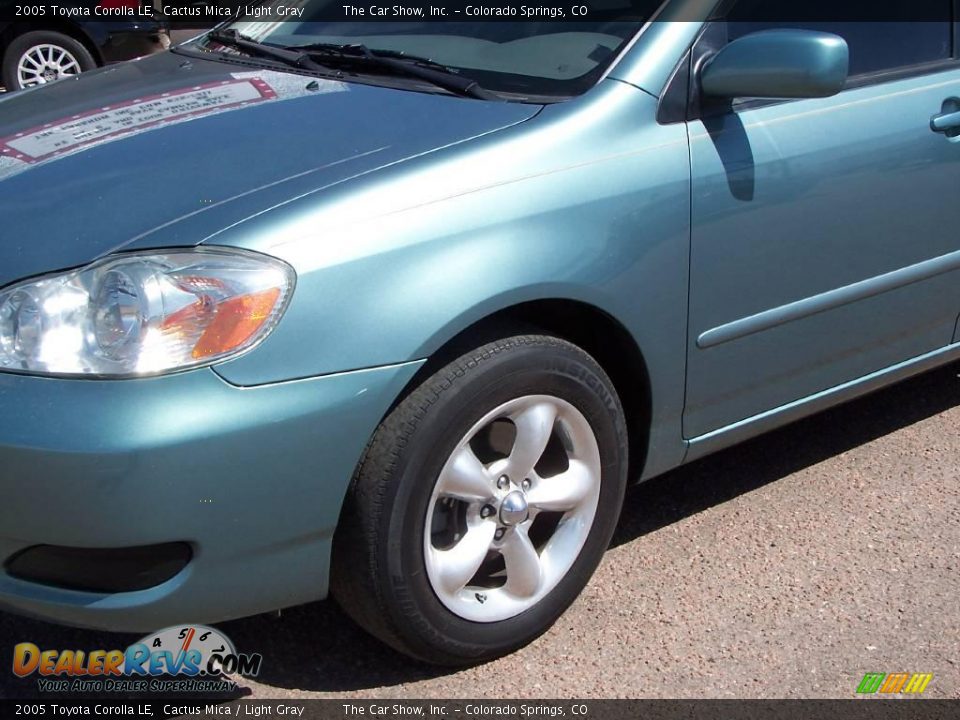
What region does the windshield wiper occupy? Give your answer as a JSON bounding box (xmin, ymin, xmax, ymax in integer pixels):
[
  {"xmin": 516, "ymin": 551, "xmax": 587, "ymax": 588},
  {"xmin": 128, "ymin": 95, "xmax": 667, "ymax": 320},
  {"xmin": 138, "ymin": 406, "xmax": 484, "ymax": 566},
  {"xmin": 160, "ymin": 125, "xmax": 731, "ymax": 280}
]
[
  {"xmin": 206, "ymin": 29, "xmax": 332, "ymax": 74},
  {"xmin": 289, "ymin": 42, "xmax": 497, "ymax": 100}
]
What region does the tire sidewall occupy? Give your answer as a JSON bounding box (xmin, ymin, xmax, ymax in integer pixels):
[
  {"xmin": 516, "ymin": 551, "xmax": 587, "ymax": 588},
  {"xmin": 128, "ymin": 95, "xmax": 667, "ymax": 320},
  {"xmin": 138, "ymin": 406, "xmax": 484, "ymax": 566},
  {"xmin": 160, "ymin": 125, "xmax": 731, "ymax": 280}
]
[{"xmin": 379, "ymin": 340, "xmax": 628, "ymax": 660}]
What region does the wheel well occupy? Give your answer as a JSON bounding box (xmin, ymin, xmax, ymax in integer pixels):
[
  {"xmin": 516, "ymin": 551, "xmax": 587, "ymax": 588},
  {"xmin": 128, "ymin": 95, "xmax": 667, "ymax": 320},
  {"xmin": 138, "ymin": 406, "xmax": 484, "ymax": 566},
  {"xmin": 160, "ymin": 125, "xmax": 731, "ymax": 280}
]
[
  {"xmin": 397, "ymin": 300, "xmax": 653, "ymax": 482},
  {"xmin": 0, "ymin": 22, "xmax": 102, "ymax": 66}
]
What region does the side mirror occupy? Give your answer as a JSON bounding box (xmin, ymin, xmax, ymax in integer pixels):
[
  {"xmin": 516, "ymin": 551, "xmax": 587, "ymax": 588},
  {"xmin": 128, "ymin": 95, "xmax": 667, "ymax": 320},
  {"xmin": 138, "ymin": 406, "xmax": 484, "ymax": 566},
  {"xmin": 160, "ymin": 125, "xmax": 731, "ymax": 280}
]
[{"xmin": 701, "ymin": 29, "xmax": 849, "ymax": 100}]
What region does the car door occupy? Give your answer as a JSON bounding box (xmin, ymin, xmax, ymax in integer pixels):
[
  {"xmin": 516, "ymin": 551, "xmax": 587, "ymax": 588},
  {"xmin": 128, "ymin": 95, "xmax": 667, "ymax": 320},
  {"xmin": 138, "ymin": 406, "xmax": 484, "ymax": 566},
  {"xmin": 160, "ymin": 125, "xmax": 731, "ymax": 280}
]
[{"xmin": 683, "ymin": 10, "xmax": 960, "ymax": 439}]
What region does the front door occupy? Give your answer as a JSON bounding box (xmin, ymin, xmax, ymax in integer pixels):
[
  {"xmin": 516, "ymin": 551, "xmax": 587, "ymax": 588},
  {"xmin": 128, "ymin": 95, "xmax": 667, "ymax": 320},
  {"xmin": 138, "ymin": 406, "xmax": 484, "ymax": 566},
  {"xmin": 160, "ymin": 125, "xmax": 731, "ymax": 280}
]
[{"xmin": 684, "ymin": 14, "xmax": 960, "ymax": 438}]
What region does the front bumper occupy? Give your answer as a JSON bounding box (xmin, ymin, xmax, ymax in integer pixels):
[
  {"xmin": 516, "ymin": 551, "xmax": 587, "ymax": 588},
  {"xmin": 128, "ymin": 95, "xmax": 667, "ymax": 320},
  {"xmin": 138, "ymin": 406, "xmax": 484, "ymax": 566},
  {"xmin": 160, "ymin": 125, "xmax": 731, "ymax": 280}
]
[{"xmin": 0, "ymin": 361, "xmax": 422, "ymax": 632}]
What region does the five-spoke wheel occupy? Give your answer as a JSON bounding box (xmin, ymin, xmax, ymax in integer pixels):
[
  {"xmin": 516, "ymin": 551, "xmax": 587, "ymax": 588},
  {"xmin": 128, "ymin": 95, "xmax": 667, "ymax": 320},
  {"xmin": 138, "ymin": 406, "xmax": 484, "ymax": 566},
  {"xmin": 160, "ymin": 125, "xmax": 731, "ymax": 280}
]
[
  {"xmin": 333, "ymin": 335, "xmax": 628, "ymax": 665},
  {"xmin": 425, "ymin": 395, "xmax": 601, "ymax": 622}
]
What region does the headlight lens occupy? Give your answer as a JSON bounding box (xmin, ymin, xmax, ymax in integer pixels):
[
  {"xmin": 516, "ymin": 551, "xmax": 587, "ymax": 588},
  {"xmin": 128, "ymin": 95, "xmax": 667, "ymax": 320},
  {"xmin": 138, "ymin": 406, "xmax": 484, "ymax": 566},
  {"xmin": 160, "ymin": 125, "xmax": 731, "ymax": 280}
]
[{"xmin": 0, "ymin": 249, "xmax": 295, "ymax": 377}]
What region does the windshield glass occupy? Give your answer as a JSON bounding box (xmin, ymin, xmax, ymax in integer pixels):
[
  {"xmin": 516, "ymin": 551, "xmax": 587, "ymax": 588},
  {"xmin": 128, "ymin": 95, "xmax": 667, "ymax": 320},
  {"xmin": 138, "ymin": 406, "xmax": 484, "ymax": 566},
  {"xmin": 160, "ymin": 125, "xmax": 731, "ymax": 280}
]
[{"xmin": 208, "ymin": 3, "xmax": 660, "ymax": 98}]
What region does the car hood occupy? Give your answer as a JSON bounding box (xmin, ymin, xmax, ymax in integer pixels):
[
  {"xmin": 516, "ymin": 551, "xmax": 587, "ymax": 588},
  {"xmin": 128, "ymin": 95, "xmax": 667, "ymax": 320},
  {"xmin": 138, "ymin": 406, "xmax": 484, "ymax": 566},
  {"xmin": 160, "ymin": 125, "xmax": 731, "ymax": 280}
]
[{"xmin": 0, "ymin": 50, "xmax": 540, "ymax": 287}]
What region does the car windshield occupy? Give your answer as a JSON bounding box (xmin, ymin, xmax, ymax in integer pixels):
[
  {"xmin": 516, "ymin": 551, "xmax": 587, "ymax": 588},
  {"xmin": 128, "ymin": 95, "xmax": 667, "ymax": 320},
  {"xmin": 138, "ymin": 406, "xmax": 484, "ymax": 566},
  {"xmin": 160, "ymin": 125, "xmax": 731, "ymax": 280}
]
[{"xmin": 209, "ymin": 2, "xmax": 660, "ymax": 99}]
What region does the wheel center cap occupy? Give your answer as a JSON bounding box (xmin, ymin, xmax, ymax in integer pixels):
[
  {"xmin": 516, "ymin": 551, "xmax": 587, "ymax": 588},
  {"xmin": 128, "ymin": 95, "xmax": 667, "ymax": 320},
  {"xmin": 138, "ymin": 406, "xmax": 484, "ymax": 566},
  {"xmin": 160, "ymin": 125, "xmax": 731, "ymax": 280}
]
[{"xmin": 499, "ymin": 491, "xmax": 529, "ymax": 526}]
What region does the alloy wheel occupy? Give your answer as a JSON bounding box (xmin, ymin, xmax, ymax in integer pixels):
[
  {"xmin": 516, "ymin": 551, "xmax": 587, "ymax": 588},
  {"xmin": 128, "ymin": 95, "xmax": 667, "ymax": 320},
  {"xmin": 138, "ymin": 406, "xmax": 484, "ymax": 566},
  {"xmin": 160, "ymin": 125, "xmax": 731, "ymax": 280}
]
[
  {"xmin": 424, "ymin": 394, "xmax": 602, "ymax": 622},
  {"xmin": 17, "ymin": 44, "xmax": 82, "ymax": 88}
]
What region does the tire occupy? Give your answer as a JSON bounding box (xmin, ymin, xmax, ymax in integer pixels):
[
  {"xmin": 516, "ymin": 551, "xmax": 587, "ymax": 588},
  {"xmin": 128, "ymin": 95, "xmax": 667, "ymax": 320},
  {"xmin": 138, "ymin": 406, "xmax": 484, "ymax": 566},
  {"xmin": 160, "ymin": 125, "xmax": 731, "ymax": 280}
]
[
  {"xmin": 2, "ymin": 31, "xmax": 96, "ymax": 91},
  {"xmin": 332, "ymin": 335, "xmax": 629, "ymax": 665}
]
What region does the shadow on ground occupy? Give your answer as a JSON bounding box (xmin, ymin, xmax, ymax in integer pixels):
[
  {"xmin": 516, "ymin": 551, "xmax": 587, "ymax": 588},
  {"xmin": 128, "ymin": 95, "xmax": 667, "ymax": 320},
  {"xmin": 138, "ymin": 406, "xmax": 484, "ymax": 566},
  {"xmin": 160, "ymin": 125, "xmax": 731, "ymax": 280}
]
[
  {"xmin": 612, "ymin": 359, "xmax": 960, "ymax": 549},
  {"xmin": 2, "ymin": 362, "xmax": 959, "ymax": 697}
]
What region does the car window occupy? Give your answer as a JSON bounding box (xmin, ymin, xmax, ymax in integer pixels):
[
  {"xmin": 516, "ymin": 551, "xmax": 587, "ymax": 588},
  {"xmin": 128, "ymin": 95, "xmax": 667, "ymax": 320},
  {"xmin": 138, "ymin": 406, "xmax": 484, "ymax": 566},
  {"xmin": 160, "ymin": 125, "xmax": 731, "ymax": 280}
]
[
  {"xmin": 725, "ymin": 0, "xmax": 954, "ymax": 78},
  {"xmin": 213, "ymin": 3, "xmax": 664, "ymax": 99}
]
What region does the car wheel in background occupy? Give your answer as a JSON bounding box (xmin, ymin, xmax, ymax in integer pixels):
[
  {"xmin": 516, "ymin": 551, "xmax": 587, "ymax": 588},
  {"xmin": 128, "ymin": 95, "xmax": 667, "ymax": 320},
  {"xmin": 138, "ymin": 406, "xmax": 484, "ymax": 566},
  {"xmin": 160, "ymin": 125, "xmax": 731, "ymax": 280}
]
[
  {"xmin": 332, "ymin": 335, "xmax": 629, "ymax": 664},
  {"xmin": 2, "ymin": 31, "xmax": 96, "ymax": 91}
]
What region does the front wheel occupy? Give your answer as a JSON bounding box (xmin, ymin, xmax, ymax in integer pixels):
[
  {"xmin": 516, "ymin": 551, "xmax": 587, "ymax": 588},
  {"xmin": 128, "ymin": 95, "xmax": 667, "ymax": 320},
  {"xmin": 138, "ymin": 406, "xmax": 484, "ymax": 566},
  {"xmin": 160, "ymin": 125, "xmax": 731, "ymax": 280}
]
[{"xmin": 332, "ymin": 335, "xmax": 628, "ymax": 665}]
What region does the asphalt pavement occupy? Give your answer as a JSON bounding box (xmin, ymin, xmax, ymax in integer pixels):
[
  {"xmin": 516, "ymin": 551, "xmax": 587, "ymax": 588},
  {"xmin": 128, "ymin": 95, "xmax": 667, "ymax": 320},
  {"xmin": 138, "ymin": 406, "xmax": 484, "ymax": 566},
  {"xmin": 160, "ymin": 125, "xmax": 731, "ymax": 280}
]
[{"xmin": 1, "ymin": 359, "xmax": 958, "ymax": 699}]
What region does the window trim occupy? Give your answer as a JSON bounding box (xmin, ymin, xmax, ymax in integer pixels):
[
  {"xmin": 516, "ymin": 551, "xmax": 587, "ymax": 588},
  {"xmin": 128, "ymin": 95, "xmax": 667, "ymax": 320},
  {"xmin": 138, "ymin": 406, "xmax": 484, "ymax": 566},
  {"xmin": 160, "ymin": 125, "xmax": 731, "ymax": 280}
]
[
  {"xmin": 657, "ymin": 10, "xmax": 960, "ymax": 124},
  {"xmin": 955, "ymin": 0, "xmax": 960, "ymax": 56}
]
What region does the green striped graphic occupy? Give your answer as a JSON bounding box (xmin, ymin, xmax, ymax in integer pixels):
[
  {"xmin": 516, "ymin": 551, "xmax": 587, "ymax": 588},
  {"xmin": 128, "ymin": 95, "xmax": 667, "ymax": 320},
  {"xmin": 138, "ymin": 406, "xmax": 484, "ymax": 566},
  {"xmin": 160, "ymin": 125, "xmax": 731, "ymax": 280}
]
[{"xmin": 857, "ymin": 673, "xmax": 886, "ymax": 694}]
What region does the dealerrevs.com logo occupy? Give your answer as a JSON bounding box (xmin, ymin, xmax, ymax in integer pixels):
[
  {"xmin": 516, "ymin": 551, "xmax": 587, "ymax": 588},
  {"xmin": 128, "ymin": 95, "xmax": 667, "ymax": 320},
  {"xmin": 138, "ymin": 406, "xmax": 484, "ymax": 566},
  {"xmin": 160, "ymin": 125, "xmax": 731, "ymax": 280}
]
[{"xmin": 12, "ymin": 625, "xmax": 262, "ymax": 693}]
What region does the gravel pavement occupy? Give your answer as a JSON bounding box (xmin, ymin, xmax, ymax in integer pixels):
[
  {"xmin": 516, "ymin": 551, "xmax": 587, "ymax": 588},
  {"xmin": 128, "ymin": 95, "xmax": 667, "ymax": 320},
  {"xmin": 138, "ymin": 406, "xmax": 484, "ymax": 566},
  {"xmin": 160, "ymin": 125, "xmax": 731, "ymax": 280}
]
[{"xmin": 1, "ymin": 362, "xmax": 958, "ymax": 699}]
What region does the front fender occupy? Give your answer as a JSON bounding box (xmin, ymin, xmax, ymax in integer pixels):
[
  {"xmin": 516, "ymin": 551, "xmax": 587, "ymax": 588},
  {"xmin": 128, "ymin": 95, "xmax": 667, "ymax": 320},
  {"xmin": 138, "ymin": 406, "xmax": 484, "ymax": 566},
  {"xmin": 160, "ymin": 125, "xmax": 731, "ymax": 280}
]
[
  {"xmin": 210, "ymin": 80, "xmax": 692, "ymax": 478},
  {"xmin": 214, "ymin": 80, "xmax": 688, "ymax": 383}
]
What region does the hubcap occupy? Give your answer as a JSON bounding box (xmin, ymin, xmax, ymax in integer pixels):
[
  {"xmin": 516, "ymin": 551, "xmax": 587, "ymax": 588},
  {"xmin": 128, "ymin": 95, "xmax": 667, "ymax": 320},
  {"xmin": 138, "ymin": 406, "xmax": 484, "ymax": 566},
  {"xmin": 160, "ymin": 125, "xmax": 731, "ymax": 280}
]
[
  {"xmin": 17, "ymin": 44, "xmax": 82, "ymax": 89},
  {"xmin": 424, "ymin": 395, "xmax": 602, "ymax": 623}
]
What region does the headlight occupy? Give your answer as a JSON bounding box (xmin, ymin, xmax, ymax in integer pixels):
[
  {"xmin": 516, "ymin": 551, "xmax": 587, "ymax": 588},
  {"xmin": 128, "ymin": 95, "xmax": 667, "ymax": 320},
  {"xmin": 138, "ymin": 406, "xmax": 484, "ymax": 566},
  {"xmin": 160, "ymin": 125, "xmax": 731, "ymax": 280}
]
[{"xmin": 0, "ymin": 248, "xmax": 295, "ymax": 378}]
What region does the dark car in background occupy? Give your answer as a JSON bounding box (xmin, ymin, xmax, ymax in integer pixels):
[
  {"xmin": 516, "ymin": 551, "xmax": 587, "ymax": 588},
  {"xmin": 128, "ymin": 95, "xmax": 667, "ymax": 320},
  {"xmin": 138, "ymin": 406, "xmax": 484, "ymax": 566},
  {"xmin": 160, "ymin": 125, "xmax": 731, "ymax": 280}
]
[{"xmin": 1, "ymin": 0, "xmax": 169, "ymax": 90}]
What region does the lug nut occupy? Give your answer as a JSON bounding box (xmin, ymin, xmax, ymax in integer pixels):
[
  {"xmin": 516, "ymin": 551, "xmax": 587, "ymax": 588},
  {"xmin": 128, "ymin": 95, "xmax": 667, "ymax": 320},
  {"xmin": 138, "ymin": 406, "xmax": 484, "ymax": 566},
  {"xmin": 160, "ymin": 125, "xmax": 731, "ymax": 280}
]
[
  {"xmin": 497, "ymin": 475, "xmax": 509, "ymax": 489},
  {"xmin": 522, "ymin": 478, "xmax": 532, "ymax": 491},
  {"xmin": 481, "ymin": 505, "xmax": 496, "ymax": 519},
  {"xmin": 494, "ymin": 528, "xmax": 505, "ymax": 541}
]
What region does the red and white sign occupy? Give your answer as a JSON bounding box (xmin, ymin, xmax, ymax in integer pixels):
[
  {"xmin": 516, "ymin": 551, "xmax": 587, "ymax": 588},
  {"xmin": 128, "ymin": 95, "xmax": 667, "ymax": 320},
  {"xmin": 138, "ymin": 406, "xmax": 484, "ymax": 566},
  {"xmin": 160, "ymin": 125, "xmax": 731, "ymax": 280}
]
[{"xmin": 0, "ymin": 78, "xmax": 276, "ymax": 164}]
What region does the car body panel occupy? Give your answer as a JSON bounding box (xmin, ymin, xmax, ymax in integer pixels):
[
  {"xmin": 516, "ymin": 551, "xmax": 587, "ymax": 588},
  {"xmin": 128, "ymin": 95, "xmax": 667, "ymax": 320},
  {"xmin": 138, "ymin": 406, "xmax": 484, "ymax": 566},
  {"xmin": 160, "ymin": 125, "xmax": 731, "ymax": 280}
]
[
  {"xmin": 208, "ymin": 80, "xmax": 692, "ymax": 478},
  {"xmin": 684, "ymin": 67, "xmax": 960, "ymax": 437},
  {"xmin": 0, "ymin": 51, "xmax": 541, "ymax": 286},
  {"xmin": 0, "ymin": 360, "xmax": 423, "ymax": 629},
  {"xmin": 606, "ymin": 3, "xmax": 716, "ymax": 95},
  {"xmin": 686, "ymin": 341, "xmax": 960, "ymax": 462}
]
